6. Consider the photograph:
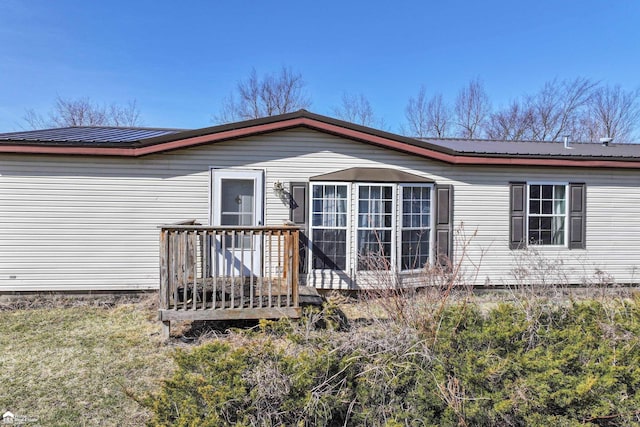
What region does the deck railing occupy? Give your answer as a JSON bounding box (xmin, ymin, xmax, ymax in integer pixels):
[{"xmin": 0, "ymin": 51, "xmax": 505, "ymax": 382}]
[{"xmin": 158, "ymin": 222, "xmax": 301, "ymax": 336}]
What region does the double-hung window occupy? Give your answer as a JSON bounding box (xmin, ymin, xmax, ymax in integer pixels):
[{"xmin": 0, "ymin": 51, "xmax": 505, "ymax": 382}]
[
  {"xmin": 311, "ymin": 184, "xmax": 348, "ymax": 270},
  {"xmin": 510, "ymin": 181, "xmax": 585, "ymax": 250},
  {"xmin": 400, "ymin": 185, "xmax": 431, "ymax": 270},
  {"xmin": 527, "ymin": 184, "xmax": 566, "ymax": 245},
  {"xmin": 357, "ymin": 184, "xmax": 394, "ymax": 270}
]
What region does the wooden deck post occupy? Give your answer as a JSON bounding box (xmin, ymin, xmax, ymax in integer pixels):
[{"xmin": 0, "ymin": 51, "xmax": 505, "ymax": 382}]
[
  {"xmin": 291, "ymin": 228, "xmax": 300, "ymax": 307},
  {"xmin": 159, "ymin": 230, "xmax": 169, "ymax": 310},
  {"xmin": 161, "ymin": 320, "xmax": 171, "ymax": 340}
]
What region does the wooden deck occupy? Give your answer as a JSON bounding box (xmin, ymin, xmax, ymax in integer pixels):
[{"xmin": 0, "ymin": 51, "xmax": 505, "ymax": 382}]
[{"xmin": 158, "ymin": 222, "xmax": 303, "ymax": 338}]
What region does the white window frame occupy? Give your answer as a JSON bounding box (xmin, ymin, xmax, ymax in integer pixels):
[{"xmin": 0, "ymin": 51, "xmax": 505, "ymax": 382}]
[
  {"xmin": 526, "ymin": 182, "xmax": 569, "ymax": 247},
  {"xmin": 307, "ymin": 182, "xmax": 437, "ymax": 274},
  {"xmin": 398, "ymin": 183, "xmax": 434, "ymax": 272},
  {"xmin": 308, "ymin": 182, "xmax": 351, "ymax": 272},
  {"xmin": 355, "ymin": 183, "xmax": 397, "ymax": 272}
]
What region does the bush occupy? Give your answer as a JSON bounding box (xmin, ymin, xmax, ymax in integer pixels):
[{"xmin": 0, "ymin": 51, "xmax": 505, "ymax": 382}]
[{"xmin": 143, "ymin": 297, "xmax": 640, "ymax": 426}]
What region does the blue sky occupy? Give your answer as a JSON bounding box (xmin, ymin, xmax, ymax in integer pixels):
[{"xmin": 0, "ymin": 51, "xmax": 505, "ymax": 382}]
[{"xmin": 0, "ymin": 0, "xmax": 638, "ymax": 132}]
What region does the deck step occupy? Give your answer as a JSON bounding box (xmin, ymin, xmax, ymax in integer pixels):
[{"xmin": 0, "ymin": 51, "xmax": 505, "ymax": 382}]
[{"xmin": 298, "ymin": 286, "xmax": 323, "ymax": 306}]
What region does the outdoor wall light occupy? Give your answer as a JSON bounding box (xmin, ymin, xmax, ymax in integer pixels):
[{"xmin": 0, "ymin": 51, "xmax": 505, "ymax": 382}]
[{"xmin": 273, "ymin": 181, "xmax": 285, "ymax": 197}]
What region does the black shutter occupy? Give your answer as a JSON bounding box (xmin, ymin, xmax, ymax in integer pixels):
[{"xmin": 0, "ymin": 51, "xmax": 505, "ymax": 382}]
[
  {"xmin": 568, "ymin": 183, "xmax": 586, "ymax": 249},
  {"xmin": 434, "ymin": 184, "xmax": 453, "ymax": 268},
  {"xmin": 509, "ymin": 182, "xmax": 526, "ymax": 249},
  {"xmin": 289, "ymin": 182, "xmax": 309, "ymax": 274}
]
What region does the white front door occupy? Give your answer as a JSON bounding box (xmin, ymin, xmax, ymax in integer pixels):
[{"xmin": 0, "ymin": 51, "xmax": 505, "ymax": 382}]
[{"xmin": 211, "ymin": 169, "xmax": 264, "ymax": 276}]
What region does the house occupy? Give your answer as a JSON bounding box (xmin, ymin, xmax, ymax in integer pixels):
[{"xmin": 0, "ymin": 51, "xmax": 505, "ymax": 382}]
[{"xmin": 1, "ymin": 110, "xmax": 639, "ymax": 299}]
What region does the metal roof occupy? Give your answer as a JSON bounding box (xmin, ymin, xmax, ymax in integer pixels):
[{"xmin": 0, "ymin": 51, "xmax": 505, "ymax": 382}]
[
  {"xmin": 419, "ymin": 138, "xmax": 640, "ymax": 159},
  {"xmin": 0, "ymin": 126, "xmax": 185, "ymax": 144},
  {"xmin": 0, "ymin": 112, "xmax": 638, "ymax": 166}
]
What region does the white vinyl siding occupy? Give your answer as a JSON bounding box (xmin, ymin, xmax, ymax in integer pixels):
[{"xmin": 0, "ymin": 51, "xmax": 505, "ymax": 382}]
[{"xmin": 1, "ymin": 127, "xmax": 640, "ymax": 291}]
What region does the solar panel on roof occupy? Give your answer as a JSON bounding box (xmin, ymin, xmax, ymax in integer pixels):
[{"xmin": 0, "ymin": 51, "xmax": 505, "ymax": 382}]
[{"xmin": 0, "ymin": 126, "xmax": 185, "ymax": 143}]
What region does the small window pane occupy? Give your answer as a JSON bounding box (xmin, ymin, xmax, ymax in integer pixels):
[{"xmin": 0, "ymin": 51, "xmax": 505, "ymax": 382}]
[
  {"xmin": 540, "ymin": 216, "xmax": 551, "ymax": 230},
  {"xmin": 529, "ymin": 217, "xmax": 539, "ymax": 230},
  {"xmin": 552, "ymin": 217, "xmax": 565, "ymax": 245},
  {"xmin": 370, "ymin": 186, "xmax": 381, "ymax": 199},
  {"xmin": 530, "ymin": 200, "xmax": 540, "ymax": 214},
  {"xmin": 530, "ymin": 185, "xmax": 540, "ymax": 198}
]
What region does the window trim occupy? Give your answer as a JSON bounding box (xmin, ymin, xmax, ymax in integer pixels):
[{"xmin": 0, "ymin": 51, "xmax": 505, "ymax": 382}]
[
  {"xmin": 308, "ymin": 181, "xmax": 435, "ymax": 274},
  {"xmin": 526, "ymin": 181, "xmax": 569, "ymax": 247},
  {"xmin": 399, "ymin": 183, "xmax": 434, "ymax": 272},
  {"xmin": 308, "ymin": 181, "xmax": 351, "ymax": 272},
  {"xmin": 355, "ymin": 183, "xmax": 397, "ymax": 272}
]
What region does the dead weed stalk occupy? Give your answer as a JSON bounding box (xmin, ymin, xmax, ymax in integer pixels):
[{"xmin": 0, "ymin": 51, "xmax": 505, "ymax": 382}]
[{"xmin": 359, "ymin": 223, "xmax": 481, "ymax": 345}]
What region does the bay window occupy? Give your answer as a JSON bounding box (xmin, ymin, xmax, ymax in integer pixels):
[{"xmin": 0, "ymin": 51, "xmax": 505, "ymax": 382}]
[{"xmin": 310, "ymin": 182, "xmax": 433, "ymax": 272}]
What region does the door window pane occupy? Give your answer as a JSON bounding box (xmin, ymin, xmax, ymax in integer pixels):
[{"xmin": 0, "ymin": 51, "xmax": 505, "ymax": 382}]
[
  {"xmin": 220, "ymin": 178, "xmax": 254, "ymax": 247},
  {"xmin": 221, "ymin": 179, "xmax": 254, "ymax": 226}
]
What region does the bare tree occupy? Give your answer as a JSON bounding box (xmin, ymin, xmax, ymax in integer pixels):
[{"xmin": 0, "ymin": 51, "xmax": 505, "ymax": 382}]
[
  {"xmin": 214, "ymin": 67, "xmax": 311, "ymax": 123},
  {"xmin": 404, "ymin": 86, "xmax": 429, "ymax": 137},
  {"xmin": 486, "ymin": 101, "xmax": 535, "ymax": 140},
  {"xmin": 107, "ymin": 100, "xmax": 141, "ymax": 127},
  {"xmin": 24, "ymin": 97, "xmax": 142, "ymax": 128},
  {"xmin": 426, "ymin": 93, "xmax": 451, "ymax": 138},
  {"xmin": 580, "ymin": 85, "xmax": 640, "ymax": 143},
  {"xmin": 404, "ymin": 87, "xmax": 451, "ymax": 138},
  {"xmin": 527, "ymin": 77, "xmax": 597, "ymax": 141},
  {"xmin": 454, "ymin": 78, "xmax": 490, "ymax": 138},
  {"xmin": 332, "ymin": 92, "xmax": 384, "ymax": 127}
]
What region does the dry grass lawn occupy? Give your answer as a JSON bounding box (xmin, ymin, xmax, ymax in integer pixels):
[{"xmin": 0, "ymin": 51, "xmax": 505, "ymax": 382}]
[
  {"xmin": 0, "ymin": 296, "xmax": 176, "ymax": 426},
  {"xmin": 1, "ymin": 286, "xmax": 634, "ymax": 426}
]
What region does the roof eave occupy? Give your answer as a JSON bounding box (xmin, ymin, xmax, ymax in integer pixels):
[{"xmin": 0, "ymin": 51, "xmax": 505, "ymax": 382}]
[{"xmin": 0, "ymin": 110, "xmax": 639, "ymax": 168}]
